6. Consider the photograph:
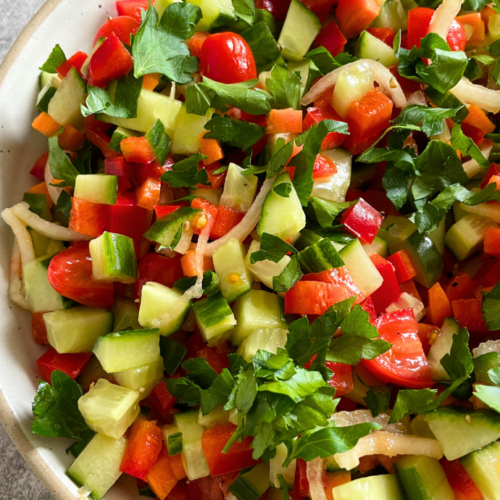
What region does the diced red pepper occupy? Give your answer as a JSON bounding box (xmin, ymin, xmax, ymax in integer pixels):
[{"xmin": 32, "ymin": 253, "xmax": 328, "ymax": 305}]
[
  {"xmin": 363, "ymin": 189, "xmax": 400, "ymax": 218},
  {"xmin": 202, "ymin": 424, "xmax": 258, "ymax": 476},
  {"xmin": 484, "ymin": 227, "xmax": 500, "ymax": 257},
  {"xmin": 463, "ymin": 105, "xmax": 495, "ymax": 135},
  {"xmin": 133, "ymin": 156, "xmax": 174, "ymax": 187},
  {"xmin": 474, "ymin": 258, "xmax": 500, "ymax": 287},
  {"xmin": 418, "ymin": 323, "xmax": 438, "ymax": 355},
  {"xmin": 85, "ymin": 127, "xmax": 121, "ymax": 160},
  {"xmin": 302, "ymin": 266, "xmax": 363, "ymax": 301},
  {"xmin": 191, "ymin": 198, "xmax": 219, "ymax": 236},
  {"xmin": 120, "ymin": 417, "xmax": 163, "ymax": 480},
  {"xmin": 440, "ymin": 458, "xmax": 483, "ymax": 500},
  {"xmin": 369, "ymin": 254, "xmax": 401, "ymax": 314},
  {"xmin": 194, "ymin": 346, "xmax": 230, "ymax": 375},
  {"xmin": 461, "ymin": 122, "xmax": 485, "ymax": 146},
  {"xmin": 107, "ymin": 191, "xmax": 149, "ymax": 241},
  {"xmin": 116, "ymin": 0, "xmax": 150, "ymax": 22},
  {"xmin": 32, "ymin": 312, "xmax": 49, "ymax": 345},
  {"xmin": 367, "ymin": 27, "xmax": 396, "ymax": 47},
  {"xmin": 136, "ymin": 177, "xmax": 162, "ymax": 210},
  {"xmin": 199, "ymin": 133, "xmax": 224, "ymax": 166},
  {"xmin": 36, "ymin": 348, "xmax": 92, "ymax": 383},
  {"xmin": 444, "ymin": 272, "xmax": 478, "ymax": 302},
  {"xmin": 147, "ymin": 445, "xmax": 178, "ymax": 500},
  {"xmin": 315, "ymin": 21, "xmax": 346, "ymax": 57},
  {"xmin": 58, "ymin": 125, "xmax": 85, "ymax": 152},
  {"xmin": 427, "ymin": 282, "xmax": 452, "ymax": 328},
  {"xmin": 359, "ymin": 296, "xmax": 377, "ymax": 322},
  {"xmin": 336, "ymin": 397, "xmax": 358, "ymax": 411},
  {"xmin": 255, "ymin": 0, "xmax": 291, "ymax": 22},
  {"xmin": 104, "ymin": 156, "xmax": 132, "ymax": 192},
  {"xmin": 325, "ymin": 361, "xmax": 353, "ymax": 397},
  {"xmin": 88, "ymin": 33, "xmax": 134, "ymax": 88},
  {"xmin": 451, "ymin": 298, "xmax": 489, "ymax": 336},
  {"xmin": 303, "ymin": 106, "xmax": 347, "ymax": 150},
  {"xmin": 122, "ymin": 137, "xmax": 156, "ymax": 164},
  {"xmin": 301, "ymin": 0, "xmax": 337, "ymax": 22},
  {"xmin": 266, "ymin": 108, "xmax": 303, "ymax": 134},
  {"xmin": 30, "ymin": 151, "xmax": 49, "ymax": 179},
  {"xmin": 387, "ymin": 249, "xmax": 418, "ymax": 284},
  {"xmin": 93, "ymin": 15, "xmax": 140, "ymax": 47},
  {"xmin": 166, "ymin": 481, "xmax": 193, "ymax": 500},
  {"xmin": 296, "ymin": 459, "xmax": 310, "ymax": 498},
  {"xmin": 186, "ymin": 476, "xmax": 224, "ymax": 500},
  {"xmin": 57, "ymin": 51, "xmax": 88, "ymax": 78},
  {"xmin": 210, "ymin": 205, "xmax": 245, "ymax": 240},
  {"xmin": 313, "ymin": 154, "xmax": 338, "ymax": 179},
  {"xmin": 69, "ymin": 198, "xmax": 108, "ymax": 238},
  {"xmin": 202, "ymin": 162, "xmax": 227, "ymax": 190},
  {"xmin": 388, "ymin": 66, "xmax": 423, "ymax": 95},
  {"xmin": 142, "ymin": 380, "xmax": 176, "ymax": 418},
  {"xmin": 213, "ymin": 472, "xmax": 239, "ymax": 498},
  {"xmin": 336, "ymin": 0, "xmax": 381, "ymax": 39},
  {"xmin": 154, "ymin": 204, "xmax": 183, "ymax": 219},
  {"xmin": 340, "ymin": 198, "xmax": 383, "ymax": 244}
]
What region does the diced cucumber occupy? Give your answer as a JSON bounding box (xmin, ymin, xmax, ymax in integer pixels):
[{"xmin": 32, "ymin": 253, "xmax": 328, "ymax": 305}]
[
  {"xmin": 108, "ymin": 127, "xmax": 140, "ymax": 153},
  {"xmin": 258, "ymin": 172, "xmax": 306, "ymax": 241},
  {"xmin": 213, "ymin": 238, "xmax": 253, "ymax": 303},
  {"xmin": 143, "ymin": 207, "xmax": 201, "ymax": 253},
  {"xmin": 427, "ymin": 216, "xmax": 445, "ymax": 255},
  {"xmin": 427, "ymin": 318, "xmax": 460, "ymax": 382},
  {"xmin": 162, "ymin": 422, "xmax": 183, "ymax": 455},
  {"xmin": 138, "ymin": 282, "xmax": 192, "ymax": 336},
  {"xmin": 298, "ymin": 238, "xmax": 344, "ymax": 274},
  {"xmin": 97, "ymin": 90, "xmax": 182, "ymax": 136},
  {"xmin": 171, "ymin": 106, "xmax": 213, "ymax": 155},
  {"xmin": 93, "ymin": 328, "xmax": 161, "ymax": 373},
  {"xmin": 28, "ymin": 228, "xmax": 64, "ymax": 257},
  {"xmin": 220, "ymin": 163, "xmax": 259, "ymax": 213},
  {"xmin": 39, "ymin": 71, "xmax": 56, "ymax": 90},
  {"xmin": 78, "ymin": 378, "xmax": 140, "ymax": 439},
  {"xmin": 186, "ymin": 0, "xmax": 236, "ymax": 30},
  {"xmin": 24, "ymin": 254, "xmax": 73, "ymax": 312},
  {"xmin": 277, "ymin": 0, "xmax": 321, "ymax": 61},
  {"xmin": 372, "ymin": 0, "xmax": 407, "ymax": 31},
  {"xmin": 66, "ymin": 433, "xmax": 127, "ymax": 500},
  {"xmin": 394, "ymin": 455, "xmax": 454, "ymax": 500},
  {"xmin": 112, "ymin": 356, "xmax": 164, "ymax": 399},
  {"xmin": 231, "ymin": 289, "xmax": 286, "ymax": 346},
  {"xmin": 461, "ymin": 440, "xmax": 500, "ymax": 500},
  {"xmin": 193, "ymin": 293, "xmax": 236, "ymax": 346},
  {"xmin": 44, "ymin": 306, "xmax": 113, "ymax": 354},
  {"xmin": 237, "ymin": 327, "xmax": 288, "ymax": 362},
  {"xmin": 198, "ymin": 406, "xmax": 230, "ymax": 428},
  {"xmin": 245, "ymin": 240, "xmax": 291, "ymax": 289},
  {"xmin": 385, "ymin": 292, "xmax": 425, "ymax": 321},
  {"xmin": 89, "ymin": 232, "xmax": 137, "ymax": 284},
  {"xmin": 474, "ymin": 352, "xmax": 500, "ymax": 384},
  {"xmin": 288, "ymin": 59, "xmax": 321, "ymax": 97},
  {"xmin": 112, "ymin": 297, "xmax": 141, "ymax": 332},
  {"xmin": 36, "ymin": 82, "xmax": 57, "ymax": 113},
  {"xmin": 445, "ymin": 214, "xmax": 497, "ymax": 261},
  {"xmin": 356, "ymin": 31, "xmax": 399, "ymax": 67},
  {"xmin": 423, "ymin": 406, "xmax": 500, "ymax": 460},
  {"xmin": 74, "ymin": 174, "xmax": 118, "ymax": 206},
  {"xmin": 332, "ymin": 474, "xmax": 405, "ymax": 500},
  {"xmin": 270, "ymin": 443, "xmax": 296, "ymax": 489},
  {"xmin": 339, "ymin": 239, "xmax": 383, "ymax": 297},
  {"xmin": 362, "ymin": 235, "xmax": 389, "ymax": 257},
  {"xmin": 48, "ymin": 67, "xmax": 86, "ymax": 131},
  {"xmin": 310, "ymin": 148, "xmax": 352, "ymax": 203},
  {"xmin": 408, "ymin": 414, "xmax": 435, "ymax": 439},
  {"xmin": 174, "ymin": 411, "xmax": 210, "ymax": 480},
  {"xmin": 294, "ymin": 229, "xmax": 323, "ymax": 251},
  {"xmin": 229, "ymin": 463, "xmax": 271, "ymax": 500},
  {"xmin": 190, "ymin": 187, "xmax": 222, "ymax": 206}
]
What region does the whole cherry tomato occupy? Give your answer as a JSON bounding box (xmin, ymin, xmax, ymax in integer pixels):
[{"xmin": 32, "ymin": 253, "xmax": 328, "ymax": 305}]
[
  {"xmin": 199, "ymin": 33, "xmax": 257, "ymax": 84},
  {"xmin": 93, "ymin": 16, "xmax": 140, "ymax": 46}
]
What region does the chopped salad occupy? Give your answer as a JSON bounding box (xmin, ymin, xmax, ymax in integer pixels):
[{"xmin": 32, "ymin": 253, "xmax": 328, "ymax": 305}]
[{"xmin": 5, "ymin": 0, "xmax": 500, "ymax": 497}]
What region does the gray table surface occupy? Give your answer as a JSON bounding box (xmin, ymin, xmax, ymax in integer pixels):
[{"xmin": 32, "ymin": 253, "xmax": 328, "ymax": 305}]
[{"xmin": 1, "ymin": 1, "xmax": 55, "ymax": 498}]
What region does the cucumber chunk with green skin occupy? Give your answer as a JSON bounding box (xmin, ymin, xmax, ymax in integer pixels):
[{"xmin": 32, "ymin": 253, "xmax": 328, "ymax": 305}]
[
  {"xmin": 112, "ymin": 297, "xmax": 141, "ymax": 332},
  {"xmin": 48, "ymin": 67, "xmax": 86, "ymax": 131},
  {"xmin": 423, "ymin": 406, "xmax": 500, "ymax": 460},
  {"xmin": 162, "ymin": 422, "xmax": 184, "ymax": 455},
  {"xmin": 461, "ymin": 440, "xmax": 500, "ymax": 500},
  {"xmin": 333, "ymin": 474, "xmax": 405, "ymax": 500},
  {"xmin": 220, "ymin": 163, "xmax": 259, "ymax": 213},
  {"xmin": 339, "ymin": 238, "xmax": 383, "ymax": 297},
  {"xmin": 39, "ymin": 71, "xmax": 56, "ymax": 90},
  {"xmin": 445, "ymin": 214, "xmax": 497, "ymax": 262},
  {"xmin": 36, "ymin": 82, "xmax": 57, "ymax": 113},
  {"xmin": 229, "ymin": 462, "xmax": 271, "ymax": 500},
  {"xmin": 213, "ymin": 238, "xmax": 253, "ymax": 303},
  {"xmin": 28, "ymin": 228, "xmax": 65, "ymax": 257},
  {"xmin": 427, "ymin": 318, "xmax": 460, "ymax": 382},
  {"xmin": 409, "ymin": 414, "xmax": 436, "ymax": 439},
  {"xmin": 288, "ymin": 59, "xmax": 321, "ymax": 97},
  {"xmin": 93, "ymin": 328, "xmax": 161, "ymax": 373},
  {"xmin": 474, "ymin": 352, "xmax": 500, "ymax": 384},
  {"xmin": 362, "ymin": 235, "xmax": 389, "ymax": 257},
  {"xmin": 112, "ymin": 356, "xmax": 164, "ymax": 400},
  {"xmin": 231, "ymin": 289, "xmax": 286, "ymax": 346},
  {"xmin": 97, "ymin": 90, "xmax": 182, "ymax": 136},
  {"xmin": 294, "ymin": 228, "xmax": 323, "ymax": 251},
  {"xmin": 270, "ymin": 443, "xmax": 296, "ymax": 488},
  {"xmin": 89, "ymin": 232, "xmax": 137, "ymax": 284},
  {"xmin": 143, "ymin": 207, "xmax": 201, "ymax": 253},
  {"xmin": 24, "ymin": 254, "xmax": 74, "ymax": 312},
  {"xmin": 245, "ymin": 240, "xmax": 290, "ymax": 290},
  {"xmin": 78, "ymin": 378, "xmax": 140, "ymax": 439},
  {"xmin": 198, "ymin": 406, "xmax": 230, "ymax": 428},
  {"xmin": 74, "ymin": 174, "xmax": 118, "ymax": 206},
  {"xmin": 427, "ymin": 216, "xmax": 445, "ymax": 255},
  {"xmin": 138, "ymin": 282, "xmax": 192, "ymax": 336},
  {"xmin": 171, "ymin": 106, "xmax": 214, "ymax": 155},
  {"xmin": 185, "ymin": 0, "xmax": 236, "ymax": 31},
  {"xmin": 298, "ymin": 238, "xmax": 344, "ymax": 274},
  {"xmin": 394, "ymin": 455, "xmax": 455, "ymax": 500},
  {"xmin": 258, "ymin": 172, "xmax": 306, "ymax": 241},
  {"xmin": 66, "ymin": 432, "xmax": 127, "ymax": 500},
  {"xmin": 277, "ymin": 0, "xmax": 321, "ymax": 61},
  {"xmin": 356, "ymin": 31, "xmax": 399, "ymax": 67},
  {"xmin": 174, "ymin": 411, "xmax": 210, "ymax": 480},
  {"xmin": 193, "ymin": 293, "xmax": 236, "ymax": 346},
  {"xmin": 237, "ymin": 327, "xmax": 288, "ymax": 362},
  {"xmin": 454, "ymin": 199, "xmax": 500, "ymax": 223},
  {"xmin": 45, "ymin": 306, "xmax": 113, "ymax": 354},
  {"xmin": 108, "ymin": 126, "xmax": 140, "ymax": 153}
]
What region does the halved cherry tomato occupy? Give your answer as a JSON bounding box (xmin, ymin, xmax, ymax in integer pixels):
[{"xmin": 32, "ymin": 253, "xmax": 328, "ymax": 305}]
[
  {"xmin": 93, "ymin": 16, "xmax": 140, "ymax": 46},
  {"xmin": 362, "ymin": 308, "xmax": 433, "ymax": 389},
  {"xmin": 199, "ymin": 33, "xmax": 257, "ymax": 84},
  {"xmin": 47, "ymin": 244, "xmax": 114, "ymax": 308}
]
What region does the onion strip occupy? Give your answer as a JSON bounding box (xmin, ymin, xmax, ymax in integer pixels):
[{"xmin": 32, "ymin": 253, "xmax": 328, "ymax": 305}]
[
  {"xmin": 306, "ymin": 458, "xmax": 328, "ymax": 500},
  {"xmin": 44, "ymin": 157, "xmax": 64, "ymax": 205},
  {"xmin": 450, "ymin": 78, "xmax": 500, "ymax": 114},
  {"xmin": 301, "ymin": 60, "xmax": 408, "ymax": 110},
  {"xmin": 9, "ymin": 202, "xmax": 91, "ymax": 241},
  {"xmin": 9, "ymin": 241, "xmax": 30, "ymax": 310},
  {"xmin": 1, "ymin": 208, "xmax": 36, "ymax": 267},
  {"xmin": 428, "ymin": 0, "xmax": 463, "ymax": 40}
]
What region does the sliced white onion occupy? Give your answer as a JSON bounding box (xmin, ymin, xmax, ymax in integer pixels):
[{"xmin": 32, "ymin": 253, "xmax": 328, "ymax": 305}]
[
  {"xmin": 1, "ymin": 208, "xmax": 36, "ymax": 267},
  {"xmin": 428, "ymin": 0, "xmax": 463, "ymax": 41},
  {"xmin": 407, "ymin": 90, "xmax": 427, "ymax": 106},
  {"xmin": 463, "ymin": 140, "xmax": 493, "ymax": 179},
  {"xmin": 9, "ymin": 241, "xmax": 30, "ymax": 310},
  {"xmin": 203, "ymin": 177, "xmax": 275, "ymax": 256},
  {"xmin": 306, "ymin": 458, "xmax": 328, "ymax": 500},
  {"xmin": 301, "ymin": 60, "xmax": 407, "ymax": 110},
  {"xmin": 473, "ymin": 340, "xmax": 500, "ymax": 358},
  {"xmin": 9, "ymin": 202, "xmax": 91, "ymax": 241},
  {"xmin": 450, "ymin": 78, "xmax": 500, "ymax": 114},
  {"xmin": 45, "ymin": 157, "xmax": 64, "ymax": 205},
  {"xmin": 334, "ymin": 431, "xmax": 443, "ymax": 470},
  {"xmin": 332, "ymin": 410, "xmax": 409, "ymax": 435}
]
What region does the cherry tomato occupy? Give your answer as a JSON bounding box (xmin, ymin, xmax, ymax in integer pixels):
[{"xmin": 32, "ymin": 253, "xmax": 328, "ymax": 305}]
[
  {"xmin": 133, "ymin": 253, "xmax": 184, "ymax": 300},
  {"xmin": 199, "ymin": 33, "xmax": 257, "ymax": 84},
  {"xmin": 362, "ymin": 308, "xmax": 434, "ymax": 389},
  {"xmin": 255, "ymin": 0, "xmax": 291, "ymax": 21},
  {"xmin": 93, "ymin": 16, "xmax": 140, "ymax": 46},
  {"xmin": 47, "ymin": 244, "xmax": 114, "ymax": 309}
]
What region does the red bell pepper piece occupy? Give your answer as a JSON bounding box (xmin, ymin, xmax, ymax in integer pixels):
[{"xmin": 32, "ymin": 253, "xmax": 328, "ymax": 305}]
[
  {"xmin": 186, "ymin": 476, "xmax": 224, "ymax": 500},
  {"xmin": 302, "ymin": 266, "xmax": 363, "ymax": 300},
  {"xmin": 266, "ymin": 108, "xmax": 303, "ymax": 134},
  {"xmin": 484, "ymin": 227, "xmax": 500, "ymax": 258},
  {"xmin": 147, "ymin": 445, "xmax": 178, "ymax": 500},
  {"xmin": 340, "ymin": 198, "xmax": 383, "ymax": 245},
  {"xmin": 296, "ymin": 459, "xmax": 310, "ymax": 498},
  {"xmin": 186, "ymin": 331, "xmax": 206, "ymax": 358},
  {"xmin": 116, "ymin": 0, "xmax": 150, "ymax": 22},
  {"xmin": 418, "ymin": 323, "xmax": 438, "ymax": 355},
  {"xmin": 93, "ymin": 15, "xmax": 140, "ymax": 46},
  {"xmin": 475, "ymin": 258, "xmax": 500, "ymax": 287},
  {"xmin": 30, "ymin": 151, "xmax": 49, "ymax": 179},
  {"xmin": 461, "ymin": 122, "xmax": 485, "ymax": 146},
  {"xmin": 480, "ymin": 163, "xmax": 500, "ymax": 189},
  {"xmin": 463, "ymin": 105, "xmax": 495, "ymax": 135},
  {"xmin": 367, "ymin": 27, "xmax": 396, "ymax": 47},
  {"xmin": 369, "ymin": 254, "xmax": 401, "ymax": 314},
  {"xmin": 359, "ymin": 296, "xmax": 377, "ymax": 322},
  {"xmin": 191, "ymin": 197, "xmax": 219, "ymax": 235},
  {"xmin": 440, "ymin": 458, "xmax": 483, "ymax": 500},
  {"xmin": 88, "ymin": 33, "xmax": 134, "ymax": 88},
  {"xmin": 32, "ymin": 312, "xmax": 49, "ymax": 345},
  {"xmin": 303, "ymin": 106, "xmax": 347, "ymax": 150},
  {"xmin": 121, "ymin": 137, "xmax": 156, "ymax": 164},
  {"xmin": 85, "ymin": 127, "xmax": 121, "ymax": 160},
  {"xmin": 136, "ymin": 177, "xmax": 162, "ymax": 210},
  {"xmin": 313, "ymin": 154, "xmax": 338, "ymax": 179},
  {"xmin": 194, "ymin": 346, "xmax": 230, "ymax": 375},
  {"xmin": 202, "ymin": 162, "xmax": 227, "ymax": 190},
  {"xmin": 132, "ymin": 156, "xmax": 174, "ymax": 187},
  {"xmin": 301, "ymin": 0, "xmax": 337, "ymax": 22},
  {"xmin": 57, "ymin": 51, "xmax": 88, "ymax": 79},
  {"xmin": 154, "ymin": 204, "xmax": 183, "ymax": 219},
  {"xmin": 167, "ymin": 481, "xmax": 192, "ymax": 500},
  {"xmin": 315, "ymin": 21, "xmax": 347, "ymax": 57},
  {"xmin": 363, "ymin": 189, "xmax": 400, "ymax": 218},
  {"xmin": 336, "ymin": 397, "xmax": 358, "ymax": 412},
  {"xmin": 120, "ymin": 417, "xmax": 163, "ymax": 480},
  {"xmin": 142, "ymin": 380, "xmax": 176, "ymax": 418},
  {"xmin": 388, "ymin": 66, "xmax": 423, "ymax": 95},
  {"xmin": 104, "ymin": 156, "xmax": 132, "ymax": 193},
  {"xmin": 387, "ymin": 249, "xmax": 418, "ymax": 284},
  {"xmin": 427, "ymin": 282, "xmax": 452, "ymax": 328},
  {"xmin": 210, "ymin": 205, "xmax": 245, "ymax": 240},
  {"xmin": 69, "ymin": 198, "xmax": 108, "ymax": 238},
  {"xmin": 325, "ymin": 361, "xmax": 353, "ymax": 397},
  {"xmin": 202, "ymin": 423, "xmax": 258, "ymax": 476},
  {"xmin": 106, "ymin": 191, "xmax": 149, "ymax": 241},
  {"xmin": 451, "ymin": 298, "xmax": 489, "ymax": 336},
  {"xmin": 336, "ymin": 0, "xmax": 381, "ymax": 39},
  {"xmin": 36, "ymin": 348, "xmax": 92, "ymax": 383},
  {"xmin": 444, "ymin": 272, "xmax": 478, "ymax": 302}
]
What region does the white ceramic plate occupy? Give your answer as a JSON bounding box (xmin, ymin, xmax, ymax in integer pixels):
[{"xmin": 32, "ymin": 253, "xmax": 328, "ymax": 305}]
[{"xmin": 0, "ymin": 1, "xmax": 139, "ymax": 498}]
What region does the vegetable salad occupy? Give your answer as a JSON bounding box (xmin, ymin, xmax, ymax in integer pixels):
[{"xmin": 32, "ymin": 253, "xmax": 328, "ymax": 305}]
[{"xmin": 4, "ymin": 0, "xmax": 500, "ymax": 498}]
